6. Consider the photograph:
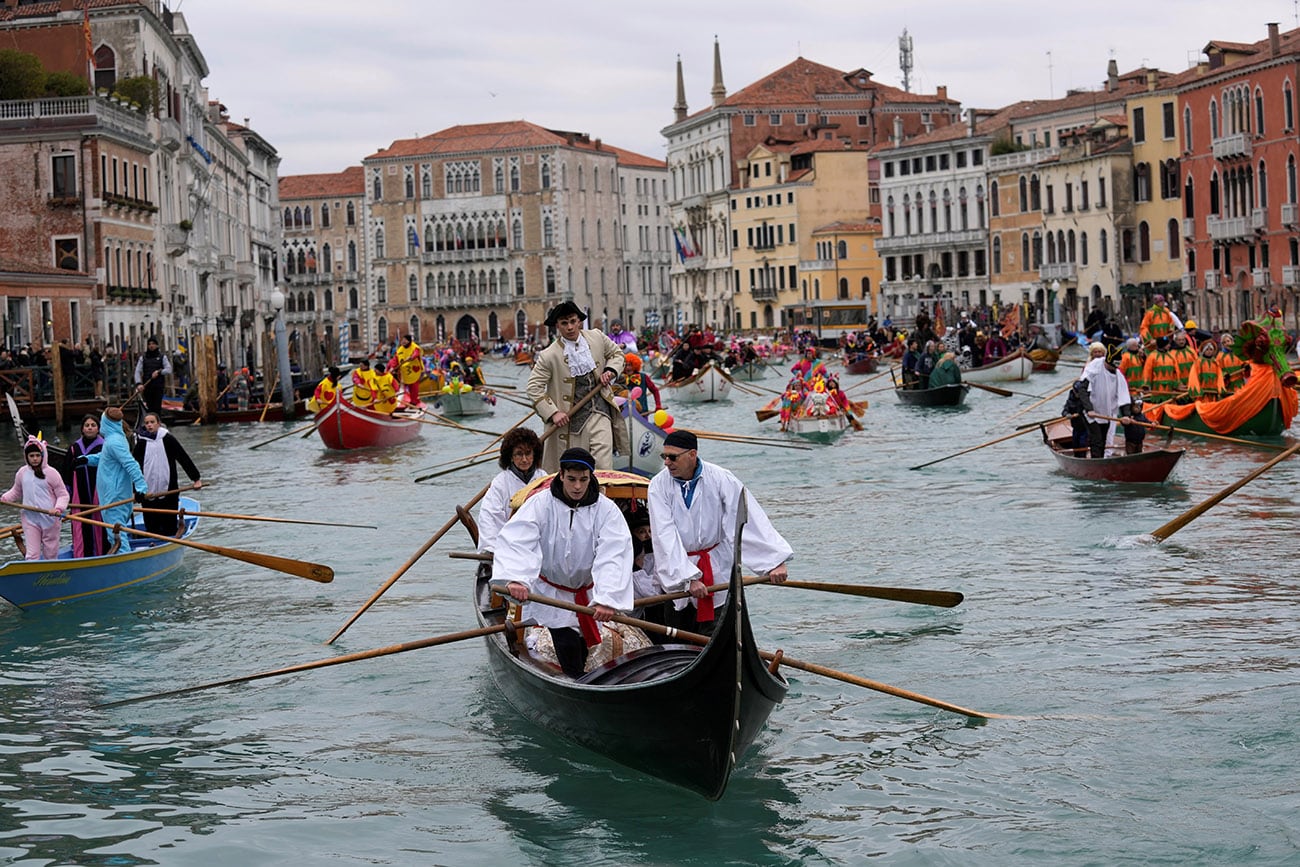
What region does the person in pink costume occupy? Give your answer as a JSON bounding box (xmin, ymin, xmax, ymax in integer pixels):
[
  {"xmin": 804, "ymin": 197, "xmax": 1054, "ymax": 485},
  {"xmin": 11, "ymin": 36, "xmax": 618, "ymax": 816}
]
[{"xmin": 2, "ymin": 436, "xmax": 69, "ymax": 560}]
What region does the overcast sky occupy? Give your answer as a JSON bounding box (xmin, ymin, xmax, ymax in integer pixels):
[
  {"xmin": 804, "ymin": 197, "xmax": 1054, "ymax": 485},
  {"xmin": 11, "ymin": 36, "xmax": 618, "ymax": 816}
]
[{"xmin": 176, "ymin": 0, "xmax": 1299, "ymax": 178}]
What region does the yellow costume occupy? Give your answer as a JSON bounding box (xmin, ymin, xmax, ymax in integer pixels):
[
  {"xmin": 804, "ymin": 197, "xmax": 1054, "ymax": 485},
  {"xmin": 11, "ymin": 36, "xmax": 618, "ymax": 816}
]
[
  {"xmin": 371, "ymin": 368, "xmax": 399, "ymax": 413},
  {"xmin": 351, "ymin": 367, "xmax": 376, "ymax": 408}
]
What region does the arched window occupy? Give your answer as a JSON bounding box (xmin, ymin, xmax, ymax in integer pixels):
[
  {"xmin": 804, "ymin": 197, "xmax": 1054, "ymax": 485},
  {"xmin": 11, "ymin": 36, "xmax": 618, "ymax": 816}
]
[
  {"xmin": 376, "ymin": 277, "xmax": 387, "ymax": 303},
  {"xmin": 543, "ymin": 216, "xmax": 553, "ymax": 247},
  {"xmin": 541, "ymin": 160, "xmax": 551, "ymax": 189},
  {"xmin": 346, "ymin": 201, "xmax": 356, "ymax": 226},
  {"xmin": 307, "ymin": 292, "xmax": 316, "ymax": 311},
  {"xmin": 321, "ymin": 204, "xmax": 331, "ymax": 228},
  {"xmin": 546, "ymin": 265, "xmax": 556, "ymax": 294},
  {"xmin": 837, "ymin": 240, "xmax": 847, "ymax": 259},
  {"xmin": 422, "ymin": 169, "xmax": 432, "ymax": 198},
  {"xmin": 992, "ymin": 236, "xmax": 1002, "ymax": 274},
  {"xmin": 286, "ymin": 293, "xmax": 296, "ymax": 313},
  {"xmin": 1079, "ymin": 232, "xmax": 1088, "ymax": 266},
  {"xmin": 410, "ymin": 316, "xmax": 420, "ymax": 341},
  {"xmin": 284, "ymin": 207, "xmax": 293, "ymax": 227},
  {"xmin": 324, "ymin": 288, "xmax": 333, "ymax": 311},
  {"xmin": 1018, "ymin": 175, "xmax": 1028, "ymax": 212},
  {"xmin": 1255, "ymin": 87, "xmax": 1266, "ymax": 136},
  {"xmin": 1099, "ymin": 229, "xmax": 1109, "ymax": 264},
  {"xmin": 408, "ymin": 273, "xmax": 418, "ymax": 301},
  {"xmin": 1184, "ymin": 106, "xmax": 1193, "ymax": 151},
  {"xmin": 514, "ymin": 268, "xmax": 525, "ymax": 295},
  {"xmin": 1259, "ymin": 160, "xmax": 1268, "ymax": 209},
  {"xmin": 375, "ymin": 226, "xmax": 384, "ymax": 255},
  {"xmin": 372, "ymin": 173, "xmax": 382, "ymax": 200},
  {"xmin": 1030, "ymin": 174, "xmax": 1041, "ymax": 210},
  {"xmin": 510, "ymin": 163, "xmax": 520, "ymax": 191},
  {"xmin": 1166, "ymin": 219, "xmax": 1180, "ymax": 260},
  {"xmin": 349, "ymin": 287, "xmax": 359, "ymax": 309},
  {"xmin": 292, "ymin": 207, "xmax": 302, "ymax": 227},
  {"xmin": 425, "ymin": 273, "xmax": 435, "ymax": 300},
  {"xmin": 377, "ymin": 317, "xmax": 388, "ymax": 343},
  {"xmin": 1067, "ymin": 229, "xmax": 1076, "ymax": 263},
  {"xmin": 437, "ymin": 274, "xmax": 447, "ymax": 296},
  {"xmin": 303, "ymin": 206, "xmax": 312, "ymax": 227},
  {"xmin": 405, "ymin": 173, "xmax": 415, "ymax": 198},
  {"xmin": 347, "ymin": 241, "xmax": 357, "ymax": 271},
  {"xmin": 1021, "ymin": 233, "xmax": 1030, "ymax": 272},
  {"xmin": 512, "ymin": 219, "xmax": 523, "ymax": 248},
  {"xmin": 990, "ymin": 181, "xmax": 1000, "ymax": 217},
  {"xmin": 93, "ymin": 44, "xmax": 117, "ymax": 91},
  {"xmin": 1184, "ymin": 175, "xmax": 1196, "ymax": 218},
  {"xmin": 1289, "ymin": 155, "xmax": 1298, "ymax": 203},
  {"xmin": 1210, "ymin": 100, "xmax": 1219, "ymax": 139},
  {"xmin": 296, "ymin": 249, "xmax": 306, "ymax": 273}
]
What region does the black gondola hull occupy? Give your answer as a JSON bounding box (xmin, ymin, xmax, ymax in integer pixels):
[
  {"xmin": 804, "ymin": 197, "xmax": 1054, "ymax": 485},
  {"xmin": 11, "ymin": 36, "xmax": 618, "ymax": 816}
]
[{"xmin": 895, "ymin": 383, "xmax": 970, "ymax": 406}]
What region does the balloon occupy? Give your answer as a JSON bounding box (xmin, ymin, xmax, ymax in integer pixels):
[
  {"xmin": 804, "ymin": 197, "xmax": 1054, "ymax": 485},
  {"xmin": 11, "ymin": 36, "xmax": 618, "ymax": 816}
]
[
  {"xmin": 662, "ymin": 427, "xmax": 674, "ymax": 434},
  {"xmin": 661, "ymin": 413, "xmax": 674, "ymax": 429},
  {"xmin": 630, "ymin": 387, "xmax": 643, "ymax": 400},
  {"xmin": 653, "ymin": 409, "xmax": 668, "ymax": 426},
  {"xmin": 613, "ymin": 396, "xmax": 627, "ymax": 407}
]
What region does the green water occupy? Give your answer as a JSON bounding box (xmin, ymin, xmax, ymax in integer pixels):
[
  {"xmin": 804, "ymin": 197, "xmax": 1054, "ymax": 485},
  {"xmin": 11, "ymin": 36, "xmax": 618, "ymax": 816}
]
[{"xmin": 1, "ymin": 358, "xmax": 1297, "ymax": 865}]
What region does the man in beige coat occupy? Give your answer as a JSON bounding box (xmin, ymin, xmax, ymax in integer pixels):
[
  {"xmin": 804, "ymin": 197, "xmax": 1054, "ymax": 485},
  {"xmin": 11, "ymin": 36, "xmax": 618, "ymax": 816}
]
[{"xmin": 527, "ymin": 301, "xmax": 629, "ymax": 472}]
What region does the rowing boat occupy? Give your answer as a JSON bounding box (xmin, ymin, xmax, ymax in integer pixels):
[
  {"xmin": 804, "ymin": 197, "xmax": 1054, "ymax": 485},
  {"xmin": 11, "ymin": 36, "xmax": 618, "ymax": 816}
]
[
  {"xmin": 1040, "ymin": 422, "xmax": 1184, "ymax": 483},
  {"xmin": 962, "ymin": 349, "xmax": 1034, "ymax": 383},
  {"xmin": 895, "ymin": 383, "xmax": 970, "ymax": 407},
  {"xmin": 730, "ymin": 360, "xmax": 773, "ymax": 382},
  {"xmin": 1146, "ymin": 362, "xmax": 1297, "ymax": 438},
  {"xmin": 433, "ymin": 387, "xmax": 495, "ymax": 419},
  {"xmin": 663, "ymin": 361, "xmax": 734, "ymax": 403},
  {"xmin": 0, "ymin": 497, "xmax": 200, "ymax": 610},
  {"xmin": 476, "ymin": 472, "xmax": 786, "ymax": 799},
  {"xmin": 843, "ymin": 355, "xmax": 879, "ymax": 375},
  {"xmin": 314, "ymin": 399, "xmax": 422, "ymax": 450}
]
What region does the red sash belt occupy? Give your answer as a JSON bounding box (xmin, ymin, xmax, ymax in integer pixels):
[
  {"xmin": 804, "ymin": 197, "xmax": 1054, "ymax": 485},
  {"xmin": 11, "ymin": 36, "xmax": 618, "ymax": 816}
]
[
  {"xmin": 540, "ymin": 574, "xmax": 602, "ymax": 647},
  {"xmin": 688, "ymin": 544, "xmax": 719, "ymax": 622}
]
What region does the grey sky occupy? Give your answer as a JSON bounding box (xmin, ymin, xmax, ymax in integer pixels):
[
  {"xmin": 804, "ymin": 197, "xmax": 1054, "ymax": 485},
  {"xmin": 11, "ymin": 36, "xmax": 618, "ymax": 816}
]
[{"xmin": 176, "ymin": 0, "xmax": 1298, "ymax": 177}]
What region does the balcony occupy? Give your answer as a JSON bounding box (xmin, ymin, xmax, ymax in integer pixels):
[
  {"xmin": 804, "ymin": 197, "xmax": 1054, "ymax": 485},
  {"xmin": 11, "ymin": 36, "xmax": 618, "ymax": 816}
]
[
  {"xmin": 1204, "ymin": 270, "xmax": 1221, "ymax": 291},
  {"xmin": 1283, "ymin": 265, "xmax": 1300, "ymax": 287},
  {"xmin": 1283, "ymin": 202, "xmax": 1300, "ymax": 227},
  {"xmin": 750, "ymin": 286, "xmax": 778, "ymax": 301},
  {"xmin": 752, "ymin": 241, "xmax": 776, "ymax": 252},
  {"xmin": 236, "ymin": 260, "xmax": 257, "ymax": 281},
  {"xmin": 159, "ymin": 116, "xmax": 182, "ymax": 152},
  {"xmin": 1252, "ymin": 268, "xmax": 1272, "ymax": 288},
  {"xmin": 420, "ymin": 246, "xmax": 510, "ymax": 265},
  {"xmin": 1250, "ymin": 208, "xmax": 1268, "ymax": 232},
  {"xmin": 874, "ymin": 228, "xmax": 985, "ymax": 253},
  {"xmin": 218, "ymin": 306, "xmax": 238, "ymax": 327},
  {"xmin": 1206, "ymin": 215, "xmax": 1250, "ymax": 242},
  {"xmin": 1211, "ymin": 132, "xmax": 1252, "ymax": 160},
  {"xmin": 986, "ymin": 146, "xmax": 1059, "ymax": 172},
  {"xmin": 798, "ymin": 259, "xmax": 835, "ymax": 272},
  {"xmin": 164, "ymin": 224, "xmax": 190, "ymax": 256},
  {"xmin": 1182, "ymin": 274, "xmax": 1195, "ymax": 294},
  {"xmin": 1039, "ymin": 262, "xmax": 1078, "ymax": 281},
  {"xmin": 1182, "ymin": 217, "xmax": 1195, "ymax": 239}
]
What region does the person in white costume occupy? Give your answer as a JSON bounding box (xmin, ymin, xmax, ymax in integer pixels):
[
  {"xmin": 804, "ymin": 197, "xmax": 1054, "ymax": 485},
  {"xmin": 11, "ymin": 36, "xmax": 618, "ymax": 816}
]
[
  {"xmin": 648, "ymin": 430, "xmax": 792, "ymax": 635},
  {"xmin": 475, "ymin": 428, "xmax": 547, "ymax": 574},
  {"xmin": 500, "ymin": 447, "xmax": 633, "ymax": 678},
  {"xmin": 1079, "ymin": 344, "xmax": 1137, "ymax": 458}
]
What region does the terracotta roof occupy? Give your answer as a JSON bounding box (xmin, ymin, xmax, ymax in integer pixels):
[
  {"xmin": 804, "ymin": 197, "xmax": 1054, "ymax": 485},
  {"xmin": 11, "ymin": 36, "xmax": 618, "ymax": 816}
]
[
  {"xmin": 594, "ymin": 142, "xmax": 665, "ymax": 169},
  {"xmin": 0, "ymin": 0, "xmax": 131, "ymax": 22},
  {"xmin": 719, "ymin": 57, "xmax": 956, "ymax": 111},
  {"xmin": 0, "ymin": 257, "xmax": 76, "ymax": 277},
  {"xmin": 1204, "ymin": 40, "xmax": 1259, "ymax": 53},
  {"xmin": 279, "ymin": 166, "xmax": 365, "ymax": 200},
  {"xmin": 1167, "ymin": 26, "xmax": 1300, "ymax": 88},
  {"xmin": 366, "ymin": 120, "xmax": 658, "ymax": 167}
]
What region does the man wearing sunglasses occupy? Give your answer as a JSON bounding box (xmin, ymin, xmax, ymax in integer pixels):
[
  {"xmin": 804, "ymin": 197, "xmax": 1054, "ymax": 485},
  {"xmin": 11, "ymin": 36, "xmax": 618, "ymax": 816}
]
[{"xmin": 647, "ymin": 430, "xmax": 792, "ymax": 635}]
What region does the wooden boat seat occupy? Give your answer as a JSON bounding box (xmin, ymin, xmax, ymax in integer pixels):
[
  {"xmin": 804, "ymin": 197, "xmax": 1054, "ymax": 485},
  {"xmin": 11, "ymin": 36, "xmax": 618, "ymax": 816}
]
[{"xmin": 577, "ymin": 644, "xmax": 701, "ymax": 685}]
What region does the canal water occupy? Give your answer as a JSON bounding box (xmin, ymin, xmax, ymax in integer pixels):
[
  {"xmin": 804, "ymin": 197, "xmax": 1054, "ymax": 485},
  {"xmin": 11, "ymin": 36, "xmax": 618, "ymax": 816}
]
[{"xmin": 1, "ymin": 357, "xmax": 1297, "ymax": 865}]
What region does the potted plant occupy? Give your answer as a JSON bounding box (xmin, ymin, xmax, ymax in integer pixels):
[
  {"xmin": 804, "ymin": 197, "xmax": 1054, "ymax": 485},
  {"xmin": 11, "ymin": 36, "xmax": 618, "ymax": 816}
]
[{"xmin": 178, "ymin": 219, "xmax": 192, "ymax": 231}]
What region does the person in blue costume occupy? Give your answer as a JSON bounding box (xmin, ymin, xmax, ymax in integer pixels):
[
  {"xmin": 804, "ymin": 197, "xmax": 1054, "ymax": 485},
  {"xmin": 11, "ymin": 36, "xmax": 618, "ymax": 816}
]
[{"xmin": 80, "ymin": 407, "xmax": 147, "ymax": 553}]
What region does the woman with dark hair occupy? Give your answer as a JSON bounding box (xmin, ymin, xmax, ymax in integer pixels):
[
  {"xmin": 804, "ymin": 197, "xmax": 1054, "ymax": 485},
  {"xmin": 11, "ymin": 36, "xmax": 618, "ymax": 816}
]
[
  {"xmin": 474, "ymin": 427, "xmax": 546, "ymax": 566},
  {"xmin": 131, "ymin": 412, "xmax": 202, "ymax": 536},
  {"xmin": 62, "ymin": 413, "xmax": 109, "ymax": 557}
]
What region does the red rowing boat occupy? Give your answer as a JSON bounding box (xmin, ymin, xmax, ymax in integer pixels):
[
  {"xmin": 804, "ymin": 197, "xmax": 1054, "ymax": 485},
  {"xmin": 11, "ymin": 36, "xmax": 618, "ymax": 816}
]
[
  {"xmin": 1040, "ymin": 422, "xmax": 1184, "ymax": 483},
  {"xmin": 314, "ymin": 399, "xmax": 422, "ymax": 450}
]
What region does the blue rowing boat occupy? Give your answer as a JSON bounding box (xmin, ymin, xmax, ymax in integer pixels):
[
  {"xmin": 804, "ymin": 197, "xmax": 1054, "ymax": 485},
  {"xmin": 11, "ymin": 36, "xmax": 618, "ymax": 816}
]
[{"xmin": 0, "ymin": 497, "xmax": 200, "ymax": 611}]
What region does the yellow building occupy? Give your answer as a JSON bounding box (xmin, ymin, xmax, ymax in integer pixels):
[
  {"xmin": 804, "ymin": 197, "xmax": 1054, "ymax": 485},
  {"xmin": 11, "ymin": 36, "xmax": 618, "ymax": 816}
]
[
  {"xmin": 730, "ymin": 141, "xmax": 876, "ymax": 332},
  {"xmin": 1126, "ymin": 76, "xmax": 1185, "ymax": 322}
]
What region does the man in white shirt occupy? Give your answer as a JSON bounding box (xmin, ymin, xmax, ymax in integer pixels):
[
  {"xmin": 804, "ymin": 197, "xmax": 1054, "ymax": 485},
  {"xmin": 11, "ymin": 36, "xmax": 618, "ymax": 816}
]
[
  {"xmin": 648, "ymin": 430, "xmax": 792, "ymax": 635},
  {"xmin": 499, "ymin": 447, "xmax": 633, "ymax": 677}
]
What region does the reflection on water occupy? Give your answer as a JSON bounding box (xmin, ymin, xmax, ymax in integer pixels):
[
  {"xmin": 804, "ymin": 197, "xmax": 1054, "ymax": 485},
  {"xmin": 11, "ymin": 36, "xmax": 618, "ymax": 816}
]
[{"xmin": 1, "ymin": 360, "xmax": 1298, "ymax": 863}]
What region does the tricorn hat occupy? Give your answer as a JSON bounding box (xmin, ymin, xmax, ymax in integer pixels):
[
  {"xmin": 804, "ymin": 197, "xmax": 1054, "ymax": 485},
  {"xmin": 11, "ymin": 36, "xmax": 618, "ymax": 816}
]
[{"xmin": 545, "ymin": 301, "xmax": 587, "ymax": 328}]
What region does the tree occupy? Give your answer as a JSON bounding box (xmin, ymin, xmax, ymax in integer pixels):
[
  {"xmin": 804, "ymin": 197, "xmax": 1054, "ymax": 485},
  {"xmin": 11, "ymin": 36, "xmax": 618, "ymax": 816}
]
[
  {"xmin": 44, "ymin": 71, "xmax": 88, "ymax": 98},
  {"xmin": 111, "ymin": 75, "xmax": 157, "ymax": 113},
  {"xmin": 0, "ymin": 49, "xmax": 46, "ymax": 100}
]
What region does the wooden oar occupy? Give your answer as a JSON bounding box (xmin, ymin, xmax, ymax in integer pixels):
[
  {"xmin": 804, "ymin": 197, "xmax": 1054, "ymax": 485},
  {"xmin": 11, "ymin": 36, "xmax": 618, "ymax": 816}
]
[
  {"xmin": 844, "ymin": 365, "xmax": 898, "ymax": 393},
  {"xmin": 967, "ymin": 382, "xmax": 1014, "ymax": 397},
  {"xmin": 690, "ymin": 431, "xmax": 813, "ymax": 450},
  {"xmin": 1015, "ymin": 413, "xmax": 1076, "ymax": 431},
  {"xmin": 94, "ymin": 623, "xmax": 513, "ymax": 709},
  {"xmin": 1089, "ymin": 414, "xmax": 1288, "ymax": 452},
  {"xmin": 4, "ymin": 502, "xmax": 333, "ymax": 583},
  {"xmin": 195, "ymin": 378, "xmax": 239, "ymax": 423},
  {"xmin": 452, "ymin": 557, "xmax": 963, "ymax": 607},
  {"xmin": 1151, "ymin": 440, "xmax": 1300, "ymax": 541},
  {"xmin": 999, "ymin": 380, "xmax": 1075, "ymax": 425},
  {"xmin": 401, "ymin": 412, "xmax": 499, "ymax": 437},
  {"xmin": 133, "ymin": 507, "xmax": 378, "ymax": 530},
  {"xmin": 258, "ymin": 371, "xmax": 280, "ymax": 423},
  {"xmin": 328, "ymin": 385, "xmax": 604, "ymax": 644},
  {"xmin": 67, "ymin": 483, "xmax": 203, "ymax": 516},
  {"xmin": 412, "ymin": 454, "xmax": 499, "ymax": 482},
  {"xmin": 910, "ymin": 417, "xmax": 1077, "ymax": 470},
  {"xmin": 410, "ymin": 406, "xmax": 536, "ymax": 479},
  {"xmin": 249, "ymin": 419, "xmax": 319, "ymax": 450},
  {"xmin": 503, "ymin": 588, "xmax": 1001, "ymax": 719}
]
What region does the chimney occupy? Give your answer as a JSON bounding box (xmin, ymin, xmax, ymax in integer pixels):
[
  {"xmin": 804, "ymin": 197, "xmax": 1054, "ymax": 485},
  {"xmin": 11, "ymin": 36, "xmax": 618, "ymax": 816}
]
[
  {"xmin": 673, "ymin": 55, "xmax": 688, "ymax": 123},
  {"xmin": 1146, "ymin": 70, "xmax": 1158, "ymax": 91},
  {"xmin": 1269, "ymin": 22, "xmax": 1281, "ymax": 57},
  {"xmin": 710, "ymin": 38, "xmax": 727, "ymax": 108},
  {"xmin": 967, "ymin": 109, "xmax": 977, "ymax": 137},
  {"xmin": 1106, "ymin": 59, "xmax": 1119, "ymax": 92},
  {"xmin": 892, "ymin": 115, "xmax": 904, "ymax": 146},
  {"xmin": 936, "ymin": 85, "xmax": 947, "ymax": 101},
  {"xmin": 593, "ymin": 138, "xmax": 602, "ymax": 151}
]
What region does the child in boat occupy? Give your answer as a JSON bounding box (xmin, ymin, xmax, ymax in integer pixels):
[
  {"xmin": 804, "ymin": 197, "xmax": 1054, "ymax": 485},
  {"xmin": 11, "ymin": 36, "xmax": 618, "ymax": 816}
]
[{"xmin": 1, "ymin": 436, "xmax": 69, "ymax": 560}]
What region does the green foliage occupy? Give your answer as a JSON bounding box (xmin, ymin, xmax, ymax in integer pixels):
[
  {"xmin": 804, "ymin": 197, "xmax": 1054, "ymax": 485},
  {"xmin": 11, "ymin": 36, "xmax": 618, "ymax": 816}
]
[
  {"xmin": 0, "ymin": 49, "xmax": 46, "ymax": 100},
  {"xmin": 44, "ymin": 71, "xmax": 89, "ymax": 98},
  {"xmin": 989, "ymin": 137, "xmax": 1030, "ymax": 156},
  {"xmin": 111, "ymin": 75, "xmax": 158, "ymax": 113}
]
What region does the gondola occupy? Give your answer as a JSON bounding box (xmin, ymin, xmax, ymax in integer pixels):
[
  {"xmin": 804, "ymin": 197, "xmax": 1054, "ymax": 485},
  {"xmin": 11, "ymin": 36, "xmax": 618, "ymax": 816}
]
[
  {"xmin": 1028, "ymin": 347, "xmax": 1060, "ymax": 372},
  {"xmin": 730, "ymin": 359, "xmax": 773, "ymax": 382},
  {"xmin": 475, "ymin": 472, "xmax": 787, "ymax": 799},
  {"xmin": 433, "ymin": 387, "xmax": 494, "ymax": 419},
  {"xmin": 662, "ymin": 361, "xmax": 734, "ymax": 403},
  {"xmin": 843, "ymin": 355, "xmax": 878, "ymax": 375},
  {"xmin": 1040, "ymin": 422, "xmax": 1184, "ymax": 483},
  {"xmin": 961, "ymin": 348, "xmax": 1033, "ymax": 383},
  {"xmin": 1145, "ymin": 362, "xmax": 1297, "ymax": 438},
  {"xmin": 313, "ymin": 398, "xmax": 422, "ymax": 450},
  {"xmin": 895, "ymin": 383, "xmax": 970, "ymax": 407},
  {"xmin": 0, "ymin": 498, "xmax": 200, "ymax": 610}
]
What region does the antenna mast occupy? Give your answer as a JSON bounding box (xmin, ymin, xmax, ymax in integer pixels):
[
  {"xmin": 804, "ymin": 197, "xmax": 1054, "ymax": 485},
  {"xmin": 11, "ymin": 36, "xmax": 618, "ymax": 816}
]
[{"xmin": 899, "ymin": 28, "xmax": 914, "ymax": 92}]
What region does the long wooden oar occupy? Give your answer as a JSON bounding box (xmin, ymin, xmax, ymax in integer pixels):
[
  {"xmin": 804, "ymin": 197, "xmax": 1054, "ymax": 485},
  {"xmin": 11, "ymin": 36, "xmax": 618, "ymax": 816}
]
[
  {"xmin": 910, "ymin": 417, "xmax": 1076, "ymax": 470},
  {"xmin": 505, "ymin": 589, "xmax": 1001, "ymax": 719},
  {"xmin": 4, "ymin": 502, "xmax": 333, "ymax": 583},
  {"xmin": 328, "ymin": 385, "xmax": 603, "ymax": 644},
  {"xmin": 412, "ymin": 454, "xmax": 498, "ymax": 482},
  {"xmin": 453, "ymin": 556, "xmax": 962, "ymax": 607},
  {"xmin": 133, "ymin": 507, "xmax": 378, "ymax": 530},
  {"xmin": 1090, "ymin": 414, "xmax": 1288, "ymax": 452},
  {"xmin": 1000, "ymin": 380, "xmax": 1075, "ymax": 425},
  {"xmin": 967, "ymin": 382, "xmax": 1014, "ymax": 397},
  {"xmin": 402, "ymin": 412, "xmax": 499, "ymax": 437},
  {"xmin": 1151, "ymin": 441, "xmax": 1300, "ymax": 541},
  {"xmin": 258, "ymin": 371, "xmax": 280, "ymax": 423},
  {"xmin": 249, "ymin": 419, "xmax": 320, "ymax": 450},
  {"xmin": 410, "ymin": 406, "xmax": 536, "ymax": 479},
  {"xmin": 94, "ymin": 623, "xmax": 512, "ymax": 709},
  {"xmin": 845, "ymin": 366, "xmax": 898, "ymax": 393},
  {"xmin": 67, "ymin": 483, "xmax": 203, "ymax": 516}
]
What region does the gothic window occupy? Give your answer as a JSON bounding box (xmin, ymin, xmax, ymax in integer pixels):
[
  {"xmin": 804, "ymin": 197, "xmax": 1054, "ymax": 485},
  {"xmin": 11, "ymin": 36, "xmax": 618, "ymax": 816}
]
[
  {"xmin": 408, "ymin": 273, "xmax": 418, "ymax": 301},
  {"xmin": 321, "ymin": 204, "xmax": 331, "ymax": 227},
  {"xmin": 346, "ymin": 201, "xmax": 356, "ymax": 226}
]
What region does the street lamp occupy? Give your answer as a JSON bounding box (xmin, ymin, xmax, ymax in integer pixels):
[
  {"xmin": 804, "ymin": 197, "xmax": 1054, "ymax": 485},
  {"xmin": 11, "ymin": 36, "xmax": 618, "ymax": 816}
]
[
  {"xmin": 1050, "ymin": 278, "xmax": 1061, "ymax": 325},
  {"xmin": 270, "ymin": 287, "xmax": 296, "ymax": 418}
]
